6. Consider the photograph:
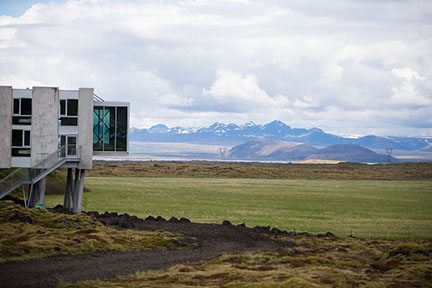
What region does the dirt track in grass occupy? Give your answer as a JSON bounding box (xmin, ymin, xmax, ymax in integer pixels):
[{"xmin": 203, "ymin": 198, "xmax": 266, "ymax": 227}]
[{"xmin": 0, "ymin": 212, "xmax": 290, "ymax": 288}]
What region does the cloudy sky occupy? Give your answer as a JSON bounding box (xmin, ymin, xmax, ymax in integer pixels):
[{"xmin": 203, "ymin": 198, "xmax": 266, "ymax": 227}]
[{"xmin": 1, "ymin": 0, "xmax": 431, "ymax": 136}]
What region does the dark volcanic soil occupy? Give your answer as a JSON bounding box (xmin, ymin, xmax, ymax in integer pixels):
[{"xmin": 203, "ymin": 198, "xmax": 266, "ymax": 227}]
[{"xmin": 0, "ymin": 211, "xmax": 293, "ymax": 288}]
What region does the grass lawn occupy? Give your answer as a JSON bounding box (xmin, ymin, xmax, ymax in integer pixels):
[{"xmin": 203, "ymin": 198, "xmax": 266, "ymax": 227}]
[{"xmin": 46, "ymin": 177, "xmax": 432, "ymax": 240}]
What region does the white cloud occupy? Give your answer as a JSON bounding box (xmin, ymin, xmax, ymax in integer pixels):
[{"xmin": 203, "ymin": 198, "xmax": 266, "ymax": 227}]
[
  {"xmin": 390, "ymin": 67, "xmax": 432, "ymax": 107},
  {"xmin": 160, "ymin": 93, "xmax": 193, "ymax": 107},
  {"xmin": 203, "ymin": 70, "xmax": 288, "ymax": 110},
  {"xmin": 0, "ymin": 0, "xmax": 431, "ymax": 136}
]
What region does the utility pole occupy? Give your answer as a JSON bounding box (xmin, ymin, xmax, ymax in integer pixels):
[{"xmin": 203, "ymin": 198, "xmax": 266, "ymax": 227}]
[
  {"xmin": 386, "ymin": 147, "xmax": 393, "ymax": 164},
  {"xmin": 218, "ymin": 147, "xmax": 227, "ymax": 159}
]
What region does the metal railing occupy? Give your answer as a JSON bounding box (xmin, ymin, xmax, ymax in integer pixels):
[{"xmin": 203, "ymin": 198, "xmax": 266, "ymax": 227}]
[
  {"xmin": 0, "ymin": 145, "xmax": 81, "ymax": 199},
  {"xmin": 0, "ymin": 168, "xmax": 32, "ymax": 198},
  {"xmin": 93, "ymin": 93, "xmax": 104, "ymax": 102}
]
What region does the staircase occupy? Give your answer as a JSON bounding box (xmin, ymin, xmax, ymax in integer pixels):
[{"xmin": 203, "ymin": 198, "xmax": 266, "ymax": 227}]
[{"xmin": 0, "ymin": 145, "xmax": 80, "ymax": 201}]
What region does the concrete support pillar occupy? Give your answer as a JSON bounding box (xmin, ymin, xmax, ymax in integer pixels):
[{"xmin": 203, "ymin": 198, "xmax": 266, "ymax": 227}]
[
  {"xmin": 31, "ymin": 87, "xmax": 59, "ymax": 167},
  {"xmin": 72, "ymin": 169, "xmax": 85, "ymax": 213},
  {"xmin": 64, "ymin": 168, "xmax": 74, "ymax": 209},
  {"xmin": 72, "ymin": 168, "xmax": 80, "ymax": 211},
  {"xmin": 28, "ymin": 184, "xmax": 36, "ymax": 207},
  {"xmin": 28, "ymin": 177, "xmax": 46, "ymax": 208},
  {"xmin": 0, "ymin": 86, "xmax": 12, "ymax": 168},
  {"xmin": 36, "ymin": 177, "xmax": 46, "ymax": 205}
]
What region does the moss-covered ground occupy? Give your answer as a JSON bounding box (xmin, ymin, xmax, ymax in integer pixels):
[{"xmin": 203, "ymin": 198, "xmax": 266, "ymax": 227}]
[
  {"xmin": 62, "ymin": 235, "xmax": 432, "ymax": 288},
  {"xmin": 0, "ymin": 201, "xmax": 188, "ymax": 262}
]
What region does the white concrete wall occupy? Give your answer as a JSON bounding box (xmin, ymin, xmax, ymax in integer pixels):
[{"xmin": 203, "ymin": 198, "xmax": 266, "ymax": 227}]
[
  {"xmin": 13, "ymin": 89, "xmax": 32, "ymax": 98},
  {"xmin": 11, "ymin": 157, "xmax": 31, "ymax": 168},
  {"xmin": 31, "ymin": 87, "xmax": 60, "ymax": 167},
  {"xmin": 0, "ymin": 86, "xmax": 12, "ymax": 168},
  {"xmin": 59, "ymin": 90, "xmax": 79, "ymax": 99},
  {"xmin": 59, "ymin": 126, "xmax": 78, "ymax": 135},
  {"xmin": 78, "ymin": 88, "xmax": 93, "ymax": 169}
]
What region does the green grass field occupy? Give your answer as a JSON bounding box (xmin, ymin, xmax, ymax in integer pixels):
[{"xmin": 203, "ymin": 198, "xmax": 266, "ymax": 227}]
[{"xmin": 46, "ymin": 177, "xmax": 432, "ymax": 239}]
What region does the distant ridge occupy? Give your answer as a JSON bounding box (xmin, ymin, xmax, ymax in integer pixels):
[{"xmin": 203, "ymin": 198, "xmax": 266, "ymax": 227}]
[
  {"xmin": 228, "ymin": 140, "xmax": 395, "ymax": 163},
  {"xmin": 130, "ymin": 120, "xmax": 431, "ymax": 151},
  {"xmin": 229, "ymin": 140, "xmax": 318, "ymax": 161}
]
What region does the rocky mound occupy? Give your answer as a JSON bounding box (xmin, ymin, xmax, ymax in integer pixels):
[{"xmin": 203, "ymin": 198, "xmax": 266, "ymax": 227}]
[{"xmin": 80, "ymin": 208, "xmax": 336, "ymax": 239}]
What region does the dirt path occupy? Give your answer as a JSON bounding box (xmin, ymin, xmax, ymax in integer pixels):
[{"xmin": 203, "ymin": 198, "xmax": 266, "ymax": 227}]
[{"xmin": 0, "ymin": 216, "xmax": 289, "ymax": 288}]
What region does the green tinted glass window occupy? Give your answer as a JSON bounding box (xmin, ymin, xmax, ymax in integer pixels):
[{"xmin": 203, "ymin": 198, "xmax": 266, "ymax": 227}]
[
  {"xmin": 93, "ymin": 106, "xmax": 104, "ymax": 151},
  {"xmin": 103, "ymin": 107, "xmax": 115, "ymax": 151},
  {"xmin": 116, "ymin": 107, "xmax": 127, "ymax": 151},
  {"xmin": 93, "ymin": 105, "xmax": 128, "ymax": 152}
]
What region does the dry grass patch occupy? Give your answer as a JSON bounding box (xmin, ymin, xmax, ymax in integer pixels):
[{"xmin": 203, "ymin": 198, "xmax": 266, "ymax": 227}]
[
  {"xmin": 0, "ymin": 201, "xmax": 190, "ymax": 262},
  {"xmin": 62, "ymin": 236, "xmax": 432, "ymax": 288},
  {"xmin": 88, "ymin": 161, "xmax": 432, "ymax": 180}
]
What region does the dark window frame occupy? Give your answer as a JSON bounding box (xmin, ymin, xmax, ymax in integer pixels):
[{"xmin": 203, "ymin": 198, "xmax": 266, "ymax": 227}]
[
  {"xmin": 12, "ymin": 129, "xmax": 31, "ymax": 148},
  {"xmin": 12, "ymin": 130, "xmax": 23, "ymax": 147},
  {"xmin": 13, "ymin": 99, "xmax": 20, "ymax": 114},
  {"xmin": 59, "ymin": 135, "xmax": 78, "ymax": 156},
  {"xmin": 24, "ymin": 130, "xmax": 30, "ymax": 146},
  {"xmin": 12, "ymin": 98, "xmax": 32, "ymax": 126},
  {"xmin": 12, "ymin": 98, "xmax": 32, "ymax": 116},
  {"xmin": 60, "ymin": 99, "xmax": 78, "ymax": 117},
  {"xmin": 60, "ymin": 117, "xmax": 78, "ymax": 126},
  {"xmin": 20, "ymin": 98, "xmax": 32, "ymax": 115},
  {"xmin": 93, "ymin": 105, "xmax": 128, "ymax": 152},
  {"xmin": 60, "ymin": 99, "xmax": 66, "ymax": 115},
  {"xmin": 60, "ymin": 99, "xmax": 78, "ymax": 126},
  {"xmin": 11, "ymin": 129, "xmax": 31, "ymax": 157}
]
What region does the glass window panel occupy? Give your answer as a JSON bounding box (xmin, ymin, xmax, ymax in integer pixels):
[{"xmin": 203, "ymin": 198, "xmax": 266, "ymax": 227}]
[
  {"xmin": 13, "ymin": 99, "xmax": 20, "ymax": 114},
  {"xmin": 67, "ymin": 136, "xmax": 76, "ymax": 145},
  {"xmin": 103, "ymin": 107, "xmax": 115, "ymax": 151},
  {"xmin": 67, "ymin": 99, "xmax": 78, "ymax": 116},
  {"xmin": 12, "ymin": 116, "xmax": 31, "ymax": 125},
  {"xmin": 60, "ymin": 117, "xmax": 78, "ymax": 126},
  {"xmin": 116, "ymin": 107, "xmax": 127, "ymax": 151},
  {"xmin": 67, "ymin": 136, "xmax": 77, "ymax": 156},
  {"xmin": 93, "ymin": 106, "xmax": 104, "ymax": 151},
  {"xmin": 21, "ymin": 98, "xmax": 32, "ymax": 115},
  {"xmin": 61, "ymin": 135, "xmax": 66, "ymax": 146},
  {"xmin": 60, "ymin": 100, "xmax": 66, "ymax": 115},
  {"xmin": 12, "ymin": 130, "xmax": 23, "ymax": 146},
  {"xmin": 103, "ymin": 108, "xmax": 109, "ymax": 143},
  {"xmin": 24, "ymin": 130, "xmax": 30, "ymax": 146},
  {"xmin": 12, "ymin": 148, "xmax": 31, "ymax": 157}
]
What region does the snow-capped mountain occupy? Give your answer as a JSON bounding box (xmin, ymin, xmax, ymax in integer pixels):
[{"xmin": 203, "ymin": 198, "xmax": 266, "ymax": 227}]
[{"xmin": 130, "ymin": 120, "xmax": 432, "ymax": 151}]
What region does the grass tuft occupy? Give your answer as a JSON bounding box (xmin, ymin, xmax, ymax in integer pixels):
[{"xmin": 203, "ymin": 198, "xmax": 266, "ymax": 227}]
[
  {"xmin": 62, "ymin": 236, "xmax": 432, "ymax": 288},
  {"xmin": 0, "ymin": 201, "xmax": 191, "ymax": 262}
]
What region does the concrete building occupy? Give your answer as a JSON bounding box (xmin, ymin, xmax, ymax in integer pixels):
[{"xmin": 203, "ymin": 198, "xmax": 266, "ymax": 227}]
[{"xmin": 0, "ymin": 86, "xmax": 129, "ymax": 212}]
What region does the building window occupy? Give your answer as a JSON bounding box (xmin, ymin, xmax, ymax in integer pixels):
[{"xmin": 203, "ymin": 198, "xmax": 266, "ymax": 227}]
[
  {"xmin": 93, "ymin": 106, "xmax": 128, "ymax": 152},
  {"xmin": 93, "ymin": 106, "xmax": 104, "ymax": 151},
  {"xmin": 60, "ymin": 99, "xmax": 78, "ymax": 126},
  {"xmin": 103, "ymin": 107, "xmax": 115, "ymax": 151},
  {"xmin": 24, "ymin": 130, "xmax": 30, "ymax": 146},
  {"xmin": 116, "ymin": 107, "xmax": 128, "ymax": 151},
  {"xmin": 11, "ymin": 129, "xmax": 31, "ymax": 157},
  {"xmin": 60, "ymin": 135, "xmax": 77, "ymax": 156},
  {"xmin": 12, "ymin": 98, "xmax": 32, "ymax": 125},
  {"xmin": 60, "ymin": 100, "xmax": 66, "ymax": 115},
  {"xmin": 13, "ymin": 99, "xmax": 20, "ymax": 114}
]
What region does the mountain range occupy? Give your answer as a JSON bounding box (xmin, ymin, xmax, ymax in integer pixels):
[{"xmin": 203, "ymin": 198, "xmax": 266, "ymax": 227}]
[
  {"xmin": 130, "ymin": 120, "xmax": 431, "ymax": 151},
  {"xmin": 229, "ymin": 140, "xmax": 395, "ymax": 163}
]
